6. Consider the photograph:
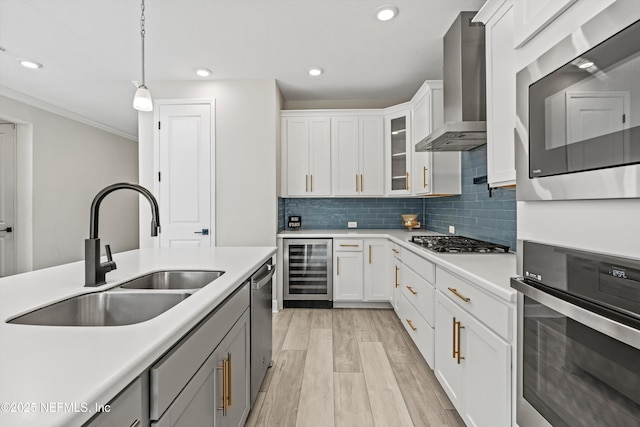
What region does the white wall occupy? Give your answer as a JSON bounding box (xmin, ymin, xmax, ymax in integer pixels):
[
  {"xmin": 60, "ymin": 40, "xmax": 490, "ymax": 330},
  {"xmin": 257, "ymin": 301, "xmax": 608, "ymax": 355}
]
[
  {"xmin": 138, "ymin": 80, "xmax": 279, "ymax": 248},
  {"xmin": 516, "ymin": 0, "xmax": 640, "ymax": 265},
  {"xmin": 0, "ymin": 95, "xmax": 139, "ymax": 270}
]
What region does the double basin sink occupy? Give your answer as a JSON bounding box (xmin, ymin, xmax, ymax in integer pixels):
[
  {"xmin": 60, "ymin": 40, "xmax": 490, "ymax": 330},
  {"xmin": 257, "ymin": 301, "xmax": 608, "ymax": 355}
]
[{"xmin": 8, "ymin": 270, "xmax": 224, "ymax": 327}]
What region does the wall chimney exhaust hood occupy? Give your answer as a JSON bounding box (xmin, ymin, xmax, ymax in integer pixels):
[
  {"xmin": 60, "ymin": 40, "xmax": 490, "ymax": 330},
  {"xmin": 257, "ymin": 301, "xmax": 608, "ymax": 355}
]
[{"xmin": 415, "ymin": 12, "xmax": 486, "ymax": 152}]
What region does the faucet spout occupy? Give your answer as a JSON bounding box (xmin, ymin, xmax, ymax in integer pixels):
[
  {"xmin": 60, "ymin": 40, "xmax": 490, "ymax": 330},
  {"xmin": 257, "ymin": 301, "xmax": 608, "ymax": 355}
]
[{"xmin": 85, "ymin": 183, "xmax": 160, "ymax": 286}]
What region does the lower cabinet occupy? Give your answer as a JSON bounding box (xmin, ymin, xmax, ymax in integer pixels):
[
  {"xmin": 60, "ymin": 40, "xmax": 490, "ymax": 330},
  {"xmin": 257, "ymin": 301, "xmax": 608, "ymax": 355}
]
[
  {"xmin": 84, "ymin": 378, "xmax": 143, "ymax": 427},
  {"xmin": 435, "ymin": 291, "xmax": 511, "ymax": 427},
  {"xmin": 153, "ymin": 309, "xmax": 250, "ymax": 427},
  {"xmin": 150, "ymin": 283, "xmax": 251, "ymax": 427},
  {"xmin": 334, "ymin": 239, "xmax": 389, "ymax": 302}
]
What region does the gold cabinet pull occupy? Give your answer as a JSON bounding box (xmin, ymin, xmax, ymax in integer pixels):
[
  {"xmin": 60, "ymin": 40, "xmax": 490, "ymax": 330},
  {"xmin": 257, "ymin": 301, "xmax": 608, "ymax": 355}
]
[
  {"xmin": 392, "ymin": 248, "xmax": 399, "ymax": 254},
  {"xmin": 406, "ymin": 285, "xmax": 417, "ymax": 295},
  {"xmin": 360, "ymin": 174, "xmax": 364, "ymax": 192},
  {"xmin": 227, "ymin": 354, "xmax": 232, "ymax": 407},
  {"xmin": 305, "ymin": 174, "xmax": 309, "ymax": 192},
  {"xmin": 455, "ymin": 320, "xmax": 465, "ymax": 364},
  {"xmin": 340, "ymin": 244, "xmax": 359, "ymax": 247},
  {"xmin": 452, "ymin": 317, "xmax": 456, "ymax": 358},
  {"xmin": 310, "ymin": 174, "xmax": 313, "ymax": 192},
  {"xmin": 369, "ymin": 245, "xmax": 372, "ymax": 264},
  {"xmin": 405, "ymin": 171, "xmax": 409, "ymax": 191},
  {"xmin": 356, "ymin": 174, "xmax": 359, "ymax": 192},
  {"xmin": 395, "ymin": 265, "xmax": 399, "ymax": 288},
  {"xmin": 405, "ymin": 318, "xmax": 417, "ymax": 331},
  {"xmin": 423, "ymin": 166, "xmax": 428, "ymax": 188},
  {"xmin": 448, "ymin": 287, "xmax": 470, "ymax": 302},
  {"xmin": 217, "ymin": 359, "xmax": 228, "ymax": 415}
]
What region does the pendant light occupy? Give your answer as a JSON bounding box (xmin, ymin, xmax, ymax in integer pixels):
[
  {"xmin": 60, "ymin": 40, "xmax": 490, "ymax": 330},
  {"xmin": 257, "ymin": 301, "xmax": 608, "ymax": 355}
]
[{"xmin": 133, "ymin": 0, "xmax": 153, "ymax": 111}]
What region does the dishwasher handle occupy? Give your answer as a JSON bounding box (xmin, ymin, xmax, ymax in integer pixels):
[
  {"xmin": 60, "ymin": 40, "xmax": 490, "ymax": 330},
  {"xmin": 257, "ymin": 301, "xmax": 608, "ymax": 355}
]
[{"xmin": 251, "ymin": 261, "xmax": 275, "ymax": 290}]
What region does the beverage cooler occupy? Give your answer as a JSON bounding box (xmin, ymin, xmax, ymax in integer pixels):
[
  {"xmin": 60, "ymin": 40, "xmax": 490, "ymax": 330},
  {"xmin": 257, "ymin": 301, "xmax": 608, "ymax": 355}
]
[{"xmin": 283, "ymin": 239, "xmax": 333, "ymax": 308}]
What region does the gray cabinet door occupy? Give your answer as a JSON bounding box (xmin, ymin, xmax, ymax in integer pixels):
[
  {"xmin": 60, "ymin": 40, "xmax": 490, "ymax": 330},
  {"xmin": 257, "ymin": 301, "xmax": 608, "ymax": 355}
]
[{"xmin": 215, "ymin": 309, "xmax": 251, "ymax": 427}]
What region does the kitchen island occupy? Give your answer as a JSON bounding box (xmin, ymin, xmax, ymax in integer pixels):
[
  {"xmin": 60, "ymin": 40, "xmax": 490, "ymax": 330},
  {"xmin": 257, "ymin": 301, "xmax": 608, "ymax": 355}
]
[{"xmin": 0, "ymin": 246, "xmax": 276, "ymax": 427}]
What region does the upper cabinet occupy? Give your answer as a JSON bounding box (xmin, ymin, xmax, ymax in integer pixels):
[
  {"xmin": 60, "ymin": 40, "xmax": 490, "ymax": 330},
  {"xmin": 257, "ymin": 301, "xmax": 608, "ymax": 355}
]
[
  {"xmin": 385, "ymin": 109, "xmax": 412, "ymax": 195},
  {"xmin": 411, "ymin": 82, "xmax": 461, "ymax": 196},
  {"xmin": 281, "ymin": 115, "xmax": 331, "ymax": 197},
  {"xmin": 332, "ymin": 115, "xmax": 384, "ymax": 196},
  {"xmin": 475, "ymin": 0, "xmax": 517, "ymax": 188},
  {"xmin": 512, "ymin": 0, "xmax": 578, "ymax": 48}
]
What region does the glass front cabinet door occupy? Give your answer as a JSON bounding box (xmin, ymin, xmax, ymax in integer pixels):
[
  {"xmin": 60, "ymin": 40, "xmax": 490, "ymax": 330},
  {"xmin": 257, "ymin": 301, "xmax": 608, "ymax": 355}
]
[{"xmin": 385, "ymin": 109, "xmax": 412, "ymax": 195}]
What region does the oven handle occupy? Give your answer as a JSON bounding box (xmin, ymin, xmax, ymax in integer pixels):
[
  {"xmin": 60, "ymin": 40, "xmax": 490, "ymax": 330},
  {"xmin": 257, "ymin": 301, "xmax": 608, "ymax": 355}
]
[{"xmin": 511, "ymin": 278, "xmax": 640, "ymax": 350}]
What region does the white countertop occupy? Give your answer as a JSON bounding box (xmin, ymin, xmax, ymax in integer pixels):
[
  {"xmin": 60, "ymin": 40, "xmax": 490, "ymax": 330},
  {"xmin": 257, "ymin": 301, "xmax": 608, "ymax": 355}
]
[
  {"xmin": 278, "ymin": 229, "xmax": 517, "ymax": 302},
  {"xmin": 0, "ymin": 246, "xmax": 276, "ymax": 427}
]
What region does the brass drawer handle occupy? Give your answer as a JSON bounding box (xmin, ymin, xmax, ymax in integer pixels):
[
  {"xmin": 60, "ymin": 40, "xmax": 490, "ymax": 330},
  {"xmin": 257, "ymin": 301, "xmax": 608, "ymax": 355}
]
[
  {"xmin": 405, "ymin": 318, "xmax": 417, "ymax": 331},
  {"xmin": 448, "ymin": 287, "xmax": 470, "ymax": 302},
  {"xmin": 340, "ymin": 244, "xmax": 360, "ymax": 247},
  {"xmin": 395, "ymin": 266, "xmax": 399, "ymax": 288},
  {"xmin": 310, "ymin": 174, "xmax": 313, "ymax": 192},
  {"xmin": 423, "ymin": 166, "xmax": 428, "ymax": 188},
  {"xmin": 406, "ymin": 285, "xmax": 417, "ymax": 295},
  {"xmin": 356, "ymin": 174, "xmax": 359, "ymax": 192},
  {"xmin": 392, "ymin": 248, "xmax": 399, "ymax": 254},
  {"xmin": 454, "ymin": 319, "xmax": 465, "ymax": 364},
  {"xmin": 305, "ymin": 174, "xmax": 309, "ymax": 192}
]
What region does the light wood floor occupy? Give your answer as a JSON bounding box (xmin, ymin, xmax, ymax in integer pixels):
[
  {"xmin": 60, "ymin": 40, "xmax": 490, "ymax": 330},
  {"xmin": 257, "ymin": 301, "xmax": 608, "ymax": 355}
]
[{"xmin": 245, "ymin": 308, "xmax": 465, "ymax": 427}]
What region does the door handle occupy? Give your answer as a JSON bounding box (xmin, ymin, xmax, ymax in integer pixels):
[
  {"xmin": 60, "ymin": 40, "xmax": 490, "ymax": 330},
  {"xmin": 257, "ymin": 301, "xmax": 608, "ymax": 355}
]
[
  {"xmin": 194, "ymin": 228, "xmax": 209, "ymax": 235},
  {"xmin": 0, "ymin": 227, "xmax": 12, "ymax": 233}
]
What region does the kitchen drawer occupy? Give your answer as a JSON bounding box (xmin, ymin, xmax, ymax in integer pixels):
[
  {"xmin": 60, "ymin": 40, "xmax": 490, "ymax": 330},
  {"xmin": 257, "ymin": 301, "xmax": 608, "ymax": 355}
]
[
  {"xmin": 390, "ymin": 242, "xmax": 402, "ymax": 258},
  {"xmin": 402, "ymin": 249, "xmax": 435, "ymax": 284},
  {"xmin": 334, "ymin": 239, "xmax": 364, "ymax": 251},
  {"xmin": 400, "ymin": 264, "xmax": 435, "ymax": 327},
  {"xmin": 150, "ymin": 283, "xmax": 250, "ymax": 420},
  {"xmin": 398, "ymin": 292, "xmax": 434, "ymax": 368},
  {"xmin": 436, "ymin": 267, "xmax": 511, "ymax": 341}
]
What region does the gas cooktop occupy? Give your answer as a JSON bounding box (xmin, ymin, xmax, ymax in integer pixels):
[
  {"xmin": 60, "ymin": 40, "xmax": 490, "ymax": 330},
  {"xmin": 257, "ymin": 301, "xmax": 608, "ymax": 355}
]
[{"xmin": 410, "ymin": 235, "xmax": 510, "ymax": 253}]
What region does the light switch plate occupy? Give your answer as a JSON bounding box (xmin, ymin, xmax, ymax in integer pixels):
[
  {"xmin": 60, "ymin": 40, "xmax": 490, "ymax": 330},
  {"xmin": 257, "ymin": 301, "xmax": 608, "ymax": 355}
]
[
  {"xmin": 348, "ymin": 221, "xmax": 357, "ymax": 228},
  {"xmin": 449, "ymin": 225, "xmax": 455, "ymax": 234}
]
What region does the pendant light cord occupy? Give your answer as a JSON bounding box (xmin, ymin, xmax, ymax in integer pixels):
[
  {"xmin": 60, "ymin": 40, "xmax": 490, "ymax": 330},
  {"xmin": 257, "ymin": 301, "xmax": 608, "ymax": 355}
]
[{"xmin": 140, "ymin": 0, "xmax": 146, "ymax": 87}]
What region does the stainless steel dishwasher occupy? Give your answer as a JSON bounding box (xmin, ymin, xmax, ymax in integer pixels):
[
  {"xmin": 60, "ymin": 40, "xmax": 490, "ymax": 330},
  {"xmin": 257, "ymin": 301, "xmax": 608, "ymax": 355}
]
[{"xmin": 250, "ymin": 259, "xmax": 275, "ymax": 407}]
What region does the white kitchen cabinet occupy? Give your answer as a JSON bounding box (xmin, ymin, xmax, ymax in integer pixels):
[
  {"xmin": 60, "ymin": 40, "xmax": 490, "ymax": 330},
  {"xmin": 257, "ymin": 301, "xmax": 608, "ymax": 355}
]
[
  {"xmin": 390, "ymin": 242, "xmax": 402, "ymax": 312},
  {"xmin": 396, "ymin": 249, "xmax": 436, "ymax": 368},
  {"xmin": 411, "ymin": 82, "xmax": 461, "ymax": 196},
  {"xmin": 475, "ymin": 0, "xmax": 517, "ymax": 188},
  {"xmin": 333, "ymin": 239, "xmax": 389, "ymax": 303},
  {"xmin": 363, "ymin": 239, "xmax": 389, "ymax": 301},
  {"xmin": 385, "ymin": 109, "xmax": 412, "ymax": 195},
  {"xmin": 434, "ymin": 285, "xmax": 511, "ymax": 427},
  {"xmin": 281, "ymin": 116, "xmax": 331, "ymax": 197},
  {"xmin": 333, "ymin": 239, "xmax": 364, "ymax": 301},
  {"xmin": 332, "ymin": 116, "xmax": 384, "ymax": 196},
  {"xmin": 512, "ymin": 0, "xmax": 578, "ymax": 48}
]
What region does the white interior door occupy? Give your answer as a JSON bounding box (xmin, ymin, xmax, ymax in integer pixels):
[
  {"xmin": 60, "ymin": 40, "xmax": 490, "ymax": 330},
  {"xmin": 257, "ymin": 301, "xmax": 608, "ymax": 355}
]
[
  {"xmin": 566, "ymin": 91, "xmax": 629, "ymax": 170},
  {"xmin": 0, "ymin": 123, "xmax": 16, "ymax": 276},
  {"xmin": 158, "ymin": 103, "xmax": 213, "ymax": 247}
]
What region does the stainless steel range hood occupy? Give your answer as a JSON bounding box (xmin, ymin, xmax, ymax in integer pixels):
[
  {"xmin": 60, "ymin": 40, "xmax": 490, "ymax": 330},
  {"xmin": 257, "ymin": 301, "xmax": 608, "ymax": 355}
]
[{"xmin": 416, "ymin": 12, "xmax": 486, "ymax": 152}]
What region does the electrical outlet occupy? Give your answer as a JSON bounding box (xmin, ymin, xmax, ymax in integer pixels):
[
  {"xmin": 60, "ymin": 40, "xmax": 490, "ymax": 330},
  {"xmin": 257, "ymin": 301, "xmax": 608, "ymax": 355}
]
[
  {"xmin": 449, "ymin": 225, "xmax": 455, "ymax": 234},
  {"xmin": 348, "ymin": 221, "xmax": 358, "ymax": 228}
]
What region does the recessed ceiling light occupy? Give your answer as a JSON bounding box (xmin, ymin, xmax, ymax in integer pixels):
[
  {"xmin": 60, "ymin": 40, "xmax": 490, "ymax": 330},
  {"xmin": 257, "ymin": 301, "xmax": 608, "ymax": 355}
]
[
  {"xmin": 376, "ymin": 5, "xmax": 398, "ymax": 21},
  {"xmin": 578, "ymin": 61, "xmax": 594, "ymax": 69},
  {"xmin": 18, "ymin": 59, "xmax": 43, "ymax": 69},
  {"xmin": 195, "ymin": 67, "xmax": 212, "ymax": 77},
  {"xmin": 307, "ymin": 67, "xmax": 324, "ymax": 77}
]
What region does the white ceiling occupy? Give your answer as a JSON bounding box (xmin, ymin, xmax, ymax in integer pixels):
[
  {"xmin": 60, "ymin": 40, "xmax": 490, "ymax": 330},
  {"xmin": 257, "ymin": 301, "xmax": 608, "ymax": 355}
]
[{"xmin": 0, "ymin": 0, "xmax": 485, "ymax": 138}]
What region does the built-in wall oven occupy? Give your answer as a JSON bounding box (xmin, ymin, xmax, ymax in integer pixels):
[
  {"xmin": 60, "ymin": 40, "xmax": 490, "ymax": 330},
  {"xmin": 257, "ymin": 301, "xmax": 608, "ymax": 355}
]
[
  {"xmin": 511, "ymin": 241, "xmax": 640, "ymax": 427},
  {"xmin": 283, "ymin": 239, "xmax": 332, "ymax": 308},
  {"xmin": 515, "ymin": 0, "xmax": 640, "ymax": 201}
]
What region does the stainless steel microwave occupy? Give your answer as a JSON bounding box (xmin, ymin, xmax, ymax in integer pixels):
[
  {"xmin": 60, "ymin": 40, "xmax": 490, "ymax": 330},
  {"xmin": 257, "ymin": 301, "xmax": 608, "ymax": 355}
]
[{"xmin": 516, "ymin": 0, "xmax": 640, "ymax": 201}]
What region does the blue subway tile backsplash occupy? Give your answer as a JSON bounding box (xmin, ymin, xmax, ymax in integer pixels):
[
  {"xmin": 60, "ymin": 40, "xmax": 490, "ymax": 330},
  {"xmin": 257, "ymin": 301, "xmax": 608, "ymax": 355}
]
[{"xmin": 278, "ymin": 145, "xmax": 517, "ymax": 250}]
